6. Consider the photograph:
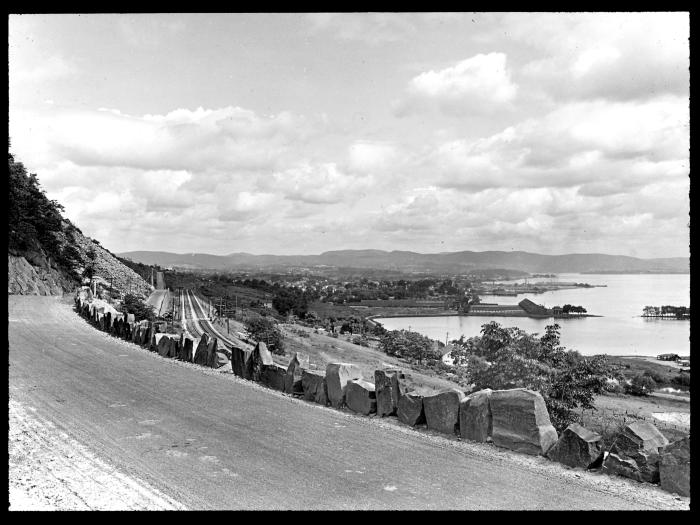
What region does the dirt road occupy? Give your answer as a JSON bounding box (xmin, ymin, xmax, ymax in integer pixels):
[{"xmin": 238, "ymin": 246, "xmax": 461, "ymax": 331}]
[{"xmin": 8, "ymin": 296, "xmax": 688, "ymax": 510}]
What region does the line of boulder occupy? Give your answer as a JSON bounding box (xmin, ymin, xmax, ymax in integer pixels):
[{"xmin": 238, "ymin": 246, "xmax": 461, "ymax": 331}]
[{"xmin": 73, "ymin": 294, "xmax": 690, "ymax": 498}]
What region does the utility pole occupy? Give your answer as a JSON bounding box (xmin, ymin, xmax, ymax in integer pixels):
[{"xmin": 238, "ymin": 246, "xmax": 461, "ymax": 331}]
[{"xmin": 446, "ymin": 332, "xmax": 449, "ymax": 347}]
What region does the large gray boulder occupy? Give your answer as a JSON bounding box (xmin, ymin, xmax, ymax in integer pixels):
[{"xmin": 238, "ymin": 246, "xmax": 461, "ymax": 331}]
[
  {"xmin": 214, "ymin": 344, "xmax": 231, "ymax": 368},
  {"xmin": 156, "ymin": 333, "xmax": 178, "ymax": 358},
  {"xmin": 193, "ymin": 333, "xmax": 211, "ymax": 366},
  {"xmin": 546, "ymin": 423, "xmax": 603, "ymax": 469},
  {"xmin": 179, "ymin": 334, "xmax": 195, "ymax": 361},
  {"xmin": 302, "ymin": 369, "xmax": 328, "ymax": 405},
  {"xmin": 325, "ymin": 363, "xmax": 362, "ymax": 408},
  {"xmin": 375, "ymin": 369, "xmax": 406, "ymax": 417},
  {"xmin": 345, "ymin": 379, "xmax": 377, "ymax": 415},
  {"xmin": 603, "ymin": 421, "xmax": 669, "ymax": 483},
  {"xmin": 144, "ymin": 323, "xmax": 155, "ymax": 349},
  {"xmin": 490, "ymin": 388, "xmax": 558, "ymax": 456},
  {"xmin": 659, "ymin": 436, "xmax": 690, "ymax": 497},
  {"xmin": 231, "ymin": 346, "xmax": 253, "ymax": 379},
  {"xmin": 251, "ymin": 342, "xmax": 274, "ymax": 382},
  {"xmin": 284, "ymin": 352, "xmax": 309, "ymax": 394},
  {"xmin": 459, "ymin": 388, "xmax": 493, "ymax": 442},
  {"xmin": 262, "ymin": 363, "xmax": 287, "ymax": 391},
  {"xmin": 423, "ymin": 388, "xmax": 465, "ymax": 435},
  {"xmin": 397, "ymin": 392, "xmax": 425, "ymax": 426}
]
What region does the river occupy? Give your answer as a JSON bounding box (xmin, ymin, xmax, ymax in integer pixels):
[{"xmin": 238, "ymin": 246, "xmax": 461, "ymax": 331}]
[{"xmin": 374, "ymin": 273, "xmax": 690, "ymax": 357}]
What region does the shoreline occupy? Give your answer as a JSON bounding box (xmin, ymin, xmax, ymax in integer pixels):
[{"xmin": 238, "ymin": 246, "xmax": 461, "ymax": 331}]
[{"xmin": 368, "ymin": 312, "xmax": 602, "ymax": 320}]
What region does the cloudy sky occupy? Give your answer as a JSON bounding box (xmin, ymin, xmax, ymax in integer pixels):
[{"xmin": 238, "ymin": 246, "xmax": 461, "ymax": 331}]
[{"xmin": 9, "ymin": 13, "xmax": 689, "ymax": 258}]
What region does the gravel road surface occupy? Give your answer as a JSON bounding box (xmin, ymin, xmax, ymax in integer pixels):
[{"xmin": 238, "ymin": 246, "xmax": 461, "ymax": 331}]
[{"xmin": 8, "ymin": 295, "xmax": 688, "ymax": 510}]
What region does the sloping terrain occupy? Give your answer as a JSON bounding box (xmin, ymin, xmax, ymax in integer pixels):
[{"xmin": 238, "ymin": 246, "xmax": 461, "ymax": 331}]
[{"xmin": 8, "ymin": 295, "xmax": 687, "ymax": 510}]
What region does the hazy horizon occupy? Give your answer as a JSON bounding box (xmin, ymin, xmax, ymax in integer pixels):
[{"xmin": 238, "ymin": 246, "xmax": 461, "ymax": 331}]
[
  {"xmin": 9, "ymin": 13, "xmax": 690, "ymax": 259},
  {"xmin": 117, "ymin": 247, "xmax": 688, "ymax": 260}
]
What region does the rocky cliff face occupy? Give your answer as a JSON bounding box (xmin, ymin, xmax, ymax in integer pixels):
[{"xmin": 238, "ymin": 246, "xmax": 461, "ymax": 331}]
[
  {"xmin": 70, "ymin": 232, "xmax": 153, "ymax": 299},
  {"xmin": 8, "ymin": 254, "xmax": 70, "ymax": 295},
  {"xmin": 8, "ymin": 220, "xmax": 152, "ymax": 299}
]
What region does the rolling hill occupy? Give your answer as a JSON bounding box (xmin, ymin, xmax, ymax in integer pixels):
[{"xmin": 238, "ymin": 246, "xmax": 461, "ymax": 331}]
[{"xmin": 117, "ymin": 249, "xmax": 688, "ymax": 275}]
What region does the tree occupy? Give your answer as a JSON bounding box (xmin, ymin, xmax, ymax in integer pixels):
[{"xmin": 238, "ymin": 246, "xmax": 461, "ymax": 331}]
[
  {"xmin": 119, "ymin": 293, "xmax": 155, "ymax": 322},
  {"xmin": 245, "ymin": 316, "xmax": 285, "ymax": 355},
  {"xmin": 449, "ymin": 321, "xmax": 617, "ymax": 430},
  {"xmin": 379, "ymin": 330, "xmax": 442, "ymax": 363},
  {"xmin": 83, "ymin": 247, "xmax": 97, "ymax": 280},
  {"xmin": 625, "ymin": 373, "xmax": 656, "ymax": 396}
]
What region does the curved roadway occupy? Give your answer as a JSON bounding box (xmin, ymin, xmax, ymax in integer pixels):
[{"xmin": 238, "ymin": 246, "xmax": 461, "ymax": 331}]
[{"xmin": 9, "ymin": 296, "xmax": 678, "ymax": 510}]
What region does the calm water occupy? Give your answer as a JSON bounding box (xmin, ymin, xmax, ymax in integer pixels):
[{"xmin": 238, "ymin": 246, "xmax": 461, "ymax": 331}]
[{"xmin": 374, "ymin": 274, "xmax": 690, "ymax": 357}]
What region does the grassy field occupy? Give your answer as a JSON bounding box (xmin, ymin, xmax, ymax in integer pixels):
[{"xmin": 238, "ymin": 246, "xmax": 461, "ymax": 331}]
[
  {"xmin": 580, "ymin": 391, "xmax": 690, "ymax": 445},
  {"xmin": 610, "ymin": 356, "xmax": 690, "ymax": 390},
  {"xmin": 270, "ymin": 323, "xmax": 463, "ymax": 394}
]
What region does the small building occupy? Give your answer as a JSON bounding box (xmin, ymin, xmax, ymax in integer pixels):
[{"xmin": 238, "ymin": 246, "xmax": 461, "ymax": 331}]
[
  {"xmin": 657, "ymin": 353, "xmax": 680, "ymax": 361},
  {"xmin": 441, "ymin": 346, "xmax": 455, "ymax": 366}
]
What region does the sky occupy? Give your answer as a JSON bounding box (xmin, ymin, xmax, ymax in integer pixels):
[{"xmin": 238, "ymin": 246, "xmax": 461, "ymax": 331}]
[{"xmin": 8, "ymin": 12, "xmax": 690, "ymax": 258}]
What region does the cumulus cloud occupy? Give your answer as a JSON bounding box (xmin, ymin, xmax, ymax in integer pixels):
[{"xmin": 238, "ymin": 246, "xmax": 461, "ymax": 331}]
[
  {"xmin": 395, "ymin": 53, "xmax": 518, "ymax": 116},
  {"xmin": 423, "ymin": 95, "xmax": 688, "ymax": 191},
  {"xmin": 492, "ymin": 12, "xmax": 689, "ymax": 102},
  {"xmin": 264, "ymin": 162, "xmax": 374, "ymax": 204},
  {"xmin": 347, "ymin": 142, "xmax": 397, "ymax": 174},
  {"xmin": 14, "ymin": 105, "xmax": 312, "ymax": 173}
]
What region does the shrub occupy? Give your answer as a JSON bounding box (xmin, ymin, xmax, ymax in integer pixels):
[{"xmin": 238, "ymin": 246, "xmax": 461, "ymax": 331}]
[
  {"xmin": 245, "ymin": 316, "xmax": 285, "ymax": 354},
  {"xmin": 672, "ymin": 371, "xmax": 690, "ymax": 388},
  {"xmin": 625, "ymin": 374, "xmax": 657, "ymax": 396},
  {"xmin": 119, "ymin": 293, "xmax": 155, "ymax": 322},
  {"xmin": 352, "ymin": 335, "xmax": 369, "ymax": 347},
  {"xmin": 450, "ymin": 322, "xmax": 616, "ymax": 431},
  {"xmin": 379, "ymin": 330, "xmax": 442, "ymax": 362}
]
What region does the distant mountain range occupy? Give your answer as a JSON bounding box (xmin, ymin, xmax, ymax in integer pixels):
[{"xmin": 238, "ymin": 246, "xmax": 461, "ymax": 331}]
[{"xmin": 116, "ymin": 249, "xmax": 689, "ymax": 275}]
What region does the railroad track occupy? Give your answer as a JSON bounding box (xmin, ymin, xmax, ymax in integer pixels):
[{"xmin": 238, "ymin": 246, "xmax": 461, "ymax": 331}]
[{"xmin": 180, "ymin": 289, "xmax": 251, "ymax": 350}]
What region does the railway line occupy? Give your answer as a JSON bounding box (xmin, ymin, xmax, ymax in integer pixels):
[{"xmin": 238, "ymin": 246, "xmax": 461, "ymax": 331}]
[{"xmin": 179, "ymin": 288, "xmax": 252, "ymax": 350}]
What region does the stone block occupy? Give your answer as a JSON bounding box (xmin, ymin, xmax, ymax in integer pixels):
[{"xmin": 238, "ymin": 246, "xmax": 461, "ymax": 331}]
[
  {"xmin": 302, "ymin": 369, "xmax": 328, "ymax": 405},
  {"xmin": 284, "ymin": 352, "xmax": 309, "ymax": 394},
  {"xmin": 345, "ymin": 379, "xmax": 377, "ymax": 415},
  {"xmin": 325, "ymin": 363, "xmax": 362, "ymax": 408},
  {"xmin": 490, "ymin": 388, "xmax": 558, "ymax": 456},
  {"xmin": 375, "ymin": 369, "xmax": 406, "ymax": 417},
  {"xmin": 397, "ymin": 392, "xmax": 425, "ymax": 426},
  {"xmin": 546, "ymin": 423, "xmax": 603, "ymax": 469},
  {"xmin": 231, "ymin": 346, "xmax": 253, "ymax": 379},
  {"xmin": 459, "ymin": 388, "xmax": 493, "ymax": 442},
  {"xmin": 604, "ymin": 421, "xmax": 669, "ymax": 483},
  {"xmin": 659, "ymin": 436, "xmax": 690, "ymax": 496},
  {"xmin": 262, "ymin": 363, "xmax": 287, "ymax": 391},
  {"xmin": 424, "ymin": 388, "xmax": 465, "ymax": 435}
]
